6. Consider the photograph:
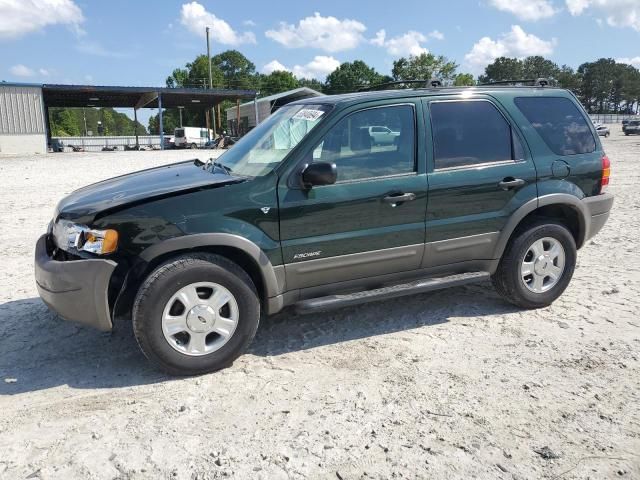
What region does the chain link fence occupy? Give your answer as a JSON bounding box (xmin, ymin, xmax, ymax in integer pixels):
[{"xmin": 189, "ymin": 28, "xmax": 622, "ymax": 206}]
[
  {"xmin": 589, "ymin": 114, "xmax": 640, "ymax": 124},
  {"xmin": 51, "ymin": 135, "xmax": 163, "ymax": 152}
]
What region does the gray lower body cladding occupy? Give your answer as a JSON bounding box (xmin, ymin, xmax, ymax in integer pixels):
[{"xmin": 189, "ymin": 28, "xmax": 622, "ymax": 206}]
[{"xmin": 583, "ymin": 192, "xmax": 613, "ymax": 241}]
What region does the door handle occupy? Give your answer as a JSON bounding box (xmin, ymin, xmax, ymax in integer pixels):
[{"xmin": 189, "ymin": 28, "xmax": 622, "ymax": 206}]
[
  {"xmin": 383, "ymin": 192, "xmax": 416, "ymax": 206},
  {"xmin": 498, "ymin": 178, "xmax": 526, "ymax": 190}
]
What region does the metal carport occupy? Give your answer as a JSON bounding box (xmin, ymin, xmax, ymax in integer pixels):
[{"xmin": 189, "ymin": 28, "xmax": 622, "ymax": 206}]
[{"xmin": 42, "ymin": 84, "xmax": 256, "ymax": 149}]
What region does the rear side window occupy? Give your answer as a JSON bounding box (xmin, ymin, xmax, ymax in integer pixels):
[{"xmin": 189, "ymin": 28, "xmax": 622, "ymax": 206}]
[
  {"xmin": 514, "ymin": 97, "xmax": 596, "ymax": 156},
  {"xmin": 430, "ymin": 100, "xmax": 515, "ymax": 169}
]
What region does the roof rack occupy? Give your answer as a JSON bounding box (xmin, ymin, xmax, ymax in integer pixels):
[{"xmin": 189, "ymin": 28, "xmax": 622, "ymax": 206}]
[
  {"xmin": 481, "ymin": 78, "xmax": 551, "ymax": 87},
  {"xmin": 358, "ymin": 78, "xmax": 443, "ymax": 92}
]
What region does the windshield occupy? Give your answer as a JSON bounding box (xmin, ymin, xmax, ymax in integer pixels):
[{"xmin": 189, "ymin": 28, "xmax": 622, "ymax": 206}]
[{"xmin": 213, "ymin": 104, "xmax": 331, "ymax": 177}]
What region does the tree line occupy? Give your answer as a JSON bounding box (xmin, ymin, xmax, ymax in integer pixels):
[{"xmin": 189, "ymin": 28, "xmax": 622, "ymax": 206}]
[
  {"xmin": 150, "ymin": 49, "xmax": 640, "ymax": 134},
  {"xmin": 50, "ymin": 107, "xmax": 147, "ymax": 137},
  {"xmin": 51, "ymin": 50, "xmax": 640, "ymax": 137}
]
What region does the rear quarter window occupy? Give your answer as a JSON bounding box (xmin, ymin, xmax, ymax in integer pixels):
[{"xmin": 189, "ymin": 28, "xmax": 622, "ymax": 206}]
[{"xmin": 514, "ymin": 97, "xmax": 596, "ymax": 156}]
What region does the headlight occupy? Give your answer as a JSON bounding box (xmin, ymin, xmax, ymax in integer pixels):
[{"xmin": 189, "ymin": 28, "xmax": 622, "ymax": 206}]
[{"xmin": 52, "ymin": 220, "xmax": 118, "ymax": 255}]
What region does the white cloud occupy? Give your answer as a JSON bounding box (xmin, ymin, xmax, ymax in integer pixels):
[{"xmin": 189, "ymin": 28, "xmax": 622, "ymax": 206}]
[
  {"xmin": 262, "ymin": 56, "xmax": 340, "ymax": 80},
  {"xmin": 0, "ymin": 0, "xmax": 84, "ymax": 39},
  {"xmin": 566, "ymin": 0, "xmax": 640, "ymax": 31},
  {"xmin": 262, "ymin": 60, "xmax": 289, "ymax": 74},
  {"xmin": 265, "ymin": 12, "xmax": 366, "ymax": 52},
  {"xmin": 371, "ymin": 29, "xmax": 429, "ymax": 56},
  {"xmin": 38, "ymin": 68, "xmax": 50, "ymax": 76},
  {"xmin": 490, "ymin": 0, "xmax": 558, "ymax": 21},
  {"xmin": 428, "ymin": 30, "xmax": 445, "ymax": 40},
  {"xmin": 465, "ymin": 25, "xmax": 556, "ymax": 73},
  {"xmin": 180, "ymin": 2, "xmax": 256, "ymax": 44},
  {"xmin": 617, "ymin": 56, "xmax": 640, "ymax": 68},
  {"xmin": 243, "ymin": 19, "xmax": 256, "ymax": 27},
  {"xmin": 566, "ymin": 0, "xmax": 591, "ymax": 15},
  {"xmin": 9, "ymin": 64, "xmax": 34, "ymax": 77},
  {"xmin": 293, "ymin": 56, "xmax": 341, "ymax": 78}
]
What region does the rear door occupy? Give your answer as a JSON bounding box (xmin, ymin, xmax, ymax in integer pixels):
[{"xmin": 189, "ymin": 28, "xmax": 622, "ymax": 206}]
[
  {"xmin": 422, "ymin": 96, "xmax": 538, "ymax": 267},
  {"xmin": 277, "ymin": 101, "xmax": 428, "ymax": 290}
]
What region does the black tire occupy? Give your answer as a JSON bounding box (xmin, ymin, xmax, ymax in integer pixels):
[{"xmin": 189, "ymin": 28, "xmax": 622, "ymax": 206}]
[
  {"xmin": 190, "ymin": 143, "xmax": 197, "ymax": 149},
  {"xmin": 492, "ymin": 221, "xmax": 577, "ymax": 309},
  {"xmin": 132, "ymin": 253, "xmax": 260, "ymax": 375}
]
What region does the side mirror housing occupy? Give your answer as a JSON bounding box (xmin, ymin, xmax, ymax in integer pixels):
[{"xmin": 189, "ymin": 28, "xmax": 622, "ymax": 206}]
[{"xmin": 301, "ymin": 162, "xmax": 337, "ymax": 188}]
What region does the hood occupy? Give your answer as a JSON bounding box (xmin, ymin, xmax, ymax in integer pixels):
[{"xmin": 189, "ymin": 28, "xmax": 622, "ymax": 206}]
[{"xmin": 55, "ymin": 160, "xmax": 245, "ymax": 224}]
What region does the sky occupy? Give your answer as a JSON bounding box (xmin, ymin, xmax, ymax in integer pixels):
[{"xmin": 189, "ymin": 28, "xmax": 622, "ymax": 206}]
[{"xmin": 2, "ymin": 0, "xmax": 640, "ymax": 126}]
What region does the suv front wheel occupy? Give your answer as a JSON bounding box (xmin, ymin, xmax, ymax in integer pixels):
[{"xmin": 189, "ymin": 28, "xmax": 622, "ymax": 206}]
[
  {"xmin": 132, "ymin": 253, "xmax": 260, "ymax": 375},
  {"xmin": 492, "ymin": 221, "xmax": 577, "ymax": 309}
]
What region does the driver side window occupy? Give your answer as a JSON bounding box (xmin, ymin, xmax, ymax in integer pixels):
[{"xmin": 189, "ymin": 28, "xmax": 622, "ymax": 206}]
[{"xmin": 312, "ymin": 105, "xmax": 416, "ymax": 182}]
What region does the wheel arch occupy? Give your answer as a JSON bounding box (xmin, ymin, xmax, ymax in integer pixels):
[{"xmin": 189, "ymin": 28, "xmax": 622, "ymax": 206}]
[
  {"xmin": 113, "ymin": 234, "xmax": 285, "ymax": 320},
  {"xmin": 493, "ymin": 194, "xmax": 590, "ymax": 261}
]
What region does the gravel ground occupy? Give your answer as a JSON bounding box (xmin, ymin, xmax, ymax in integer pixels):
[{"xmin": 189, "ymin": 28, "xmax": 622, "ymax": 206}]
[{"xmin": 0, "ymin": 133, "xmax": 638, "ymax": 480}]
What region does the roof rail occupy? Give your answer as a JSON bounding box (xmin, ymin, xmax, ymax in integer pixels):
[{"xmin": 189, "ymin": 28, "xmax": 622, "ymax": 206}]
[
  {"xmin": 481, "ymin": 78, "xmax": 551, "ymax": 87},
  {"xmin": 358, "ymin": 78, "xmax": 443, "ymax": 92}
]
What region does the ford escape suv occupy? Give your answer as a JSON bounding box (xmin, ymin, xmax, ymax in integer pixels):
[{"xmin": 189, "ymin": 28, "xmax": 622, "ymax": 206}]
[{"xmin": 35, "ymin": 85, "xmax": 613, "ymax": 375}]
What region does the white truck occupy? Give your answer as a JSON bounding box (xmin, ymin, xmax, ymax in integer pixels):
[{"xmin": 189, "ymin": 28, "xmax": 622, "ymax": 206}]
[{"xmin": 174, "ymin": 127, "xmax": 213, "ymax": 149}]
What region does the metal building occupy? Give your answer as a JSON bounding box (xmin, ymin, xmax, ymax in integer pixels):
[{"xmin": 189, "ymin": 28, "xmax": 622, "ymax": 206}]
[
  {"xmin": 0, "ymin": 83, "xmax": 47, "ymax": 155},
  {"xmin": 0, "ymin": 82, "xmax": 256, "ymax": 155},
  {"xmin": 226, "ymin": 87, "xmax": 324, "ymax": 136}
]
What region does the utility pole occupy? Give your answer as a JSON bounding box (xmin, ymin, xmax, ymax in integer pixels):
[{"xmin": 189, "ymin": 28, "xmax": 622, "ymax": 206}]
[
  {"xmin": 253, "ymin": 92, "xmax": 260, "ymax": 127},
  {"xmin": 206, "ymin": 26, "xmax": 217, "ymax": 139}
]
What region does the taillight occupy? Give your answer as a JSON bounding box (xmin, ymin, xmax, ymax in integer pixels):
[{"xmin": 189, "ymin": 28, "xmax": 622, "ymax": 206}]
[{"xmin": 601, "ymin": 154, "xmax": 610, "ymax": 193}]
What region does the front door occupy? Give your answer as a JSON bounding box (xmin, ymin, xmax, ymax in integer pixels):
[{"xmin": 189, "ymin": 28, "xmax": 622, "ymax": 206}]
[
  {"xmin": 278, "ymin": 102, "xmax": 428, "ymax": 291},
  {"xmin": 422, "ymin": 96, "xmax": 538, "ymax": 267}
]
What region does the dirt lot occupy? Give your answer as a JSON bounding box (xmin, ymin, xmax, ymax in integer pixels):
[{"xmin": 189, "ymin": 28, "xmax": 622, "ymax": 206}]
[{"xmin": 0, "ymin": 133, "xmax": 638, "ymax": 480}]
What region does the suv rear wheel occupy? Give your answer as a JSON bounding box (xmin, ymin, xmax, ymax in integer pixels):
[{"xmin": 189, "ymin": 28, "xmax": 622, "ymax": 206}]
[
  {"xmin": 132, "ymin": 253, "xmax": 260, "ymax": 375},
  {"xmin": 492, "ymin": 221, "xmax": 577, "ymax": 309}
]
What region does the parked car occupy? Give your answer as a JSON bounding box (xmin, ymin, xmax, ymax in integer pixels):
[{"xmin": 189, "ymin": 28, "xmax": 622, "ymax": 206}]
[
  {"xmin": 622, "ymin": 119, "xmax": 630, "ymax": 132},
  {"xmin": 594, "ymin": 124, "xmax": 610, "ymax": 137},
  {"xmin": 624, "ymin": 120, "xmax": 640, "ymax": 135},
  {"xmin": 366, "ymin": 125, "xmax": 400, "ymax": 145},
  {"xmin": 35, "ymin": 86, "xmax": 613, "ymax": 375},
  {"xmin": 174, "ymin": 127, "xmax": 212, "ymax": 149},
  {"xmin": 163, "ymin": 135, "xmax": 175, "ymax": 149},
  {"xmin": 49, "ymin": 138, "xmax": 64, "ymax": 153}
]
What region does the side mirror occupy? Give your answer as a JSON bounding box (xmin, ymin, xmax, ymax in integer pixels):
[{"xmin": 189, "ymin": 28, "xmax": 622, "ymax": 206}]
[{"xmin": 301, "ymin": 162, "xmax": 337, "ymax": 188}]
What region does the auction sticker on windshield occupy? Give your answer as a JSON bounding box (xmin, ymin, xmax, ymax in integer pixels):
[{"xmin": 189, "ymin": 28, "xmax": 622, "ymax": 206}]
[{"xmin": 292, "ymin": 109, "xmax": 325, "ymax": 122}]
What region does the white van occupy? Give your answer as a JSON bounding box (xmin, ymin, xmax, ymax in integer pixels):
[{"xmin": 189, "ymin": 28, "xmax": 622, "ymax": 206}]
[{"xmin": 174, "ymin": 127, "xmax": 213, "ymax": 149}]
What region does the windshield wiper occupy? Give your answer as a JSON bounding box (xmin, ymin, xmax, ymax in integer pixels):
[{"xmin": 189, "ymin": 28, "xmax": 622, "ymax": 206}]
[{"xmin": 204, "ymin": 158, "xmax": 233, "ymax": 175}]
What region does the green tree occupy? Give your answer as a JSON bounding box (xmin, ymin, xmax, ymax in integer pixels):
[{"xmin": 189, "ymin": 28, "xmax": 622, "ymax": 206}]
[
  {"xmin": 556, "ymin": 65, "xmax": 580, "ymax": 92},
  {"xmin": 212, "ymin": 50, "xmax": 257, "ymax": 89},
  {"xmin": 392, "ymin": 53, "xmax": 458, "ymax": 82},
  {"xmin": 165, "ymin": 68, "xmax": 189, "ymax": 88},
  {"xmin": 521, "ymin": 56, "xmax": 560, "ymax": 79},
  {"xmin": 453, "ymin": 73, "xmax": 475, "ymax": 86},
  {"xmin": 577, "ymin": 58, "xmax": 617, "ymax": 112},
  {"xmin": 259, "ymin": 70, "xmax": 299, "ymax": 97},
  {"xmin": 324, "ymin": 60, "xmax": 387, "ymax": 94},
  {"xmin": 479, "ymin": 57, "xmax": 524, "ymax": 84},
  {"xmin": 52, "ymin": 109, "xmax": 81, "ymax": 136},
  {"xmin": 298, "ymin": 77, "xmax": 325, "ymax": 92}
]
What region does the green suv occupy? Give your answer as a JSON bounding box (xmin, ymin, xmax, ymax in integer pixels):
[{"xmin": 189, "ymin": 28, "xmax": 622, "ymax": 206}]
[{"xmin": 35, "ymin": 86, "xmax": 613, "ymax": 375}]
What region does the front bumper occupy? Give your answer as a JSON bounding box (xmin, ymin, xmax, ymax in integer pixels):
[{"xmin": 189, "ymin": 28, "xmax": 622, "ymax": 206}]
[
  {"xmin": 583, "ymin": 192, "xmax": 614, "ymax": 241},
  {"xmin": 34, "ymin": 234, "xmax": 116, "ymax": 331}
]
